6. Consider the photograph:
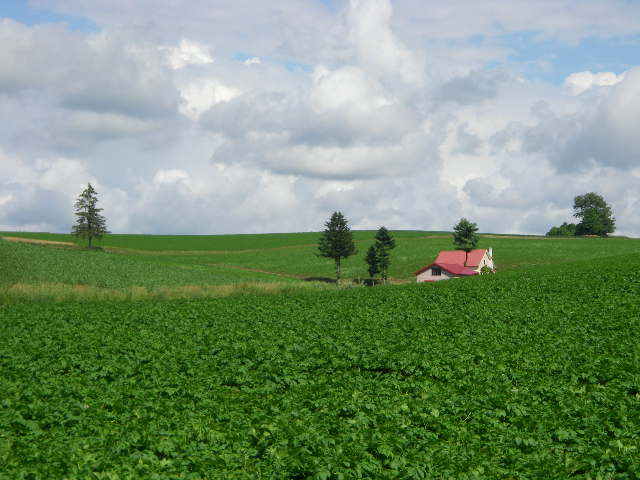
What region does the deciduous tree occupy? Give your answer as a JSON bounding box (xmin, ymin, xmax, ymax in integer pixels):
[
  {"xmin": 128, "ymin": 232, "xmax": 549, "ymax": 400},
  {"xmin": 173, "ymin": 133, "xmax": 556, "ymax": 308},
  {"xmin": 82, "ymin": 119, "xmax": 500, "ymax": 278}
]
[
  {"xmin": 573, "ymin": 192, "xmax": 615, "ymax": 236},
  {"xmin": 453, "ymin": 218, "xmax": 479, "ymax": 252}
]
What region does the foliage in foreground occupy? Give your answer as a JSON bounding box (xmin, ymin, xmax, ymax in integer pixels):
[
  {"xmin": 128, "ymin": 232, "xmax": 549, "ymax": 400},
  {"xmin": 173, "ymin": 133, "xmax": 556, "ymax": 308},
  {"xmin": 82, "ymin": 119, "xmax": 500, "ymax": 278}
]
[{"xmin": 1, "ymin": 255, "xmax": 639, "ymax": 478}]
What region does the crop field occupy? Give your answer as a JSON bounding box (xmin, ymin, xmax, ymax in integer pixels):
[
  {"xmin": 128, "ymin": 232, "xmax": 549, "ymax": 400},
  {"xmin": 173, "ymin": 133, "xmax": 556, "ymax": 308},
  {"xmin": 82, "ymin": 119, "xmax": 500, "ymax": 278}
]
[
  {"xmin": 0, "ymin": 230, "xmax": 439, "ymax": 252},
  {"xmin": 1, "ymin": 254, "xmax": 639, "ymax": 478},
  {"xmin": 2, "ymin": 232, "xmax": 639, "ymax": 298}
]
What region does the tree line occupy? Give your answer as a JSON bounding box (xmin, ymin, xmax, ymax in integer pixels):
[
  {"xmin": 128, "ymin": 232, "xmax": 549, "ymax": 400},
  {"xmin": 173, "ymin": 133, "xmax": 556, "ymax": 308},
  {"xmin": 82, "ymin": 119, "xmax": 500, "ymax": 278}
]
[
  {"xmin": 547, "ymin": 193, "xmax": 615, "ymax": 237},
  {"xmin": 70, "ymin": 184, "xmax": 616, "ymax": 284}
]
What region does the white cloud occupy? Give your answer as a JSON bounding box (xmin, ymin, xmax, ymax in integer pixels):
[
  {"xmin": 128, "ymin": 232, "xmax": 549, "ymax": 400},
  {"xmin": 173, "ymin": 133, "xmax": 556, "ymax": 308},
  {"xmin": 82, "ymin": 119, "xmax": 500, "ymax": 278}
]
[
  {"xmin": 564, "ymin": 70, "xmax": 625, "ymax": 95},
  {"xmin": 178, "ymin": 78, "xmax": 241, "ymax": 120},
  {"xmin": 164, "ymin": 39, "xmax": 214, "ymax": 70},
  {"xmin": 153, "ymin": 169, "xmax": 190, "ymax": 184},
  {"xmin": 348, "ymin": 0, "xmax": 424, "ymax": 84},
  {"xmin": 2, "ymin": 1, "xmax": 640, "ymax": 237}
]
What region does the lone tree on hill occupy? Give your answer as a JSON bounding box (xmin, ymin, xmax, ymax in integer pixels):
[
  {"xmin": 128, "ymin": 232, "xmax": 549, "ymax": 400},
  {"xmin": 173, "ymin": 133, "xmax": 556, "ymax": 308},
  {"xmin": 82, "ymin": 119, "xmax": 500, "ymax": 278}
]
[
  {"xmin": 573, "ymin": 192, "xmax": 615, "ymax": 236},
  {"xmin": 453, "ymin": 218, "xmax": 479, "ymax": 253},
  {"xmin": 318, "ymin": 211, "xmax": 357, "ymax": 281},
  {"xmin": 373, "ymin": 227, "xmax": 396, "ymax": 283},
  {"xmin": 72, "ymin": 183, "xmax": 109, "ymax": 249}
]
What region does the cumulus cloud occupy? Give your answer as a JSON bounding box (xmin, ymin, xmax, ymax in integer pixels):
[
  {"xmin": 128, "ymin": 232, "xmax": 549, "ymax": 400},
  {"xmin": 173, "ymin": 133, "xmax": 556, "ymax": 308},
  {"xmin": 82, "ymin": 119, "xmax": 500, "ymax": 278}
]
[
  {"xmin": 564, "ymin": 70, "xmax": 625, "ymax": 95},
  {"xmin": 163, "ymin": 39, "xmax": 214, "ymax": 70},
  {"xmin": 2, "ymin": 0, "xmax": 640, "ymax": 236}
]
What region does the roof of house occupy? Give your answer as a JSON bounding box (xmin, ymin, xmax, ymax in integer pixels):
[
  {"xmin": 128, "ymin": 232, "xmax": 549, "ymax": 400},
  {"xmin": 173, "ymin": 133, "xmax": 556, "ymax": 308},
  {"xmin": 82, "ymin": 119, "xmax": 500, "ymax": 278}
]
[
  {"xmin": 414, "ymin": 249, "xmax": 488, "ymax": 276},
  {"xmin": 434, "ymin": 249, "xmax": 486, "ymax": 267}
]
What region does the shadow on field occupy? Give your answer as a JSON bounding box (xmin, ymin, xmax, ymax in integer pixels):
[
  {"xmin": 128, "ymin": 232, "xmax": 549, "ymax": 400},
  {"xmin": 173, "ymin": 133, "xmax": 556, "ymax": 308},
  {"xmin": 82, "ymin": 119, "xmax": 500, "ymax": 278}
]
[{"xmin": 303, "ymin": 276, "xmax": 337, "ymax": 283}]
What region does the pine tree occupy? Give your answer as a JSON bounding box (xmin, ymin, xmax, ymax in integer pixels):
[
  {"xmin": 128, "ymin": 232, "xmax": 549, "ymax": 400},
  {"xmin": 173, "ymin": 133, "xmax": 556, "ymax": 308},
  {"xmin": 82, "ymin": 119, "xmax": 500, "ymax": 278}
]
[
  {"xmin": 318, "ymin": 211, "xmax": 357, "ymax": 281},
  {"xmin": 374, "ymin": 226, "xmax": 396, "ymax": 250},
  {"xmin": 365, "ymin": 245, "xmax": 380, "ymax": 280},
  {"xmin": 453, "ymin": 218, "xmax": 479, "ymax": 252},
  {"xmin": 72, "ymin": 183, "xmax": 109, "ymax": 249},
  {"xmin": 373, "ymin": 226, "xmax": 395, "ymax": 283}
]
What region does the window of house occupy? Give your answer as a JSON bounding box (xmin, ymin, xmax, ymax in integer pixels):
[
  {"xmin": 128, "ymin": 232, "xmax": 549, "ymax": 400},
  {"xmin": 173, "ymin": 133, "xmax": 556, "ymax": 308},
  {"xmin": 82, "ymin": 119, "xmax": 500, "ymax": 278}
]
[{"xmin": 432, "ymin": 267, "xmax": 442, "ymax": 276}]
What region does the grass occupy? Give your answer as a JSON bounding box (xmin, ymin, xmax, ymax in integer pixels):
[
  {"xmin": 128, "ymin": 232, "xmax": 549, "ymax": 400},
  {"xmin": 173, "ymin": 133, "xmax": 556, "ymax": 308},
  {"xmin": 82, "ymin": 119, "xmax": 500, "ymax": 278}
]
[
  {"xmin": 1, "ymin": 255, "xmax": 639, "ymax": 478},
  {"xmin": 2, "ymin": 232, "xmax": 639, "ymax": 302},
  {"xmin": 0, "ymin": 230, "xmax": 442, "ymax": 252}
]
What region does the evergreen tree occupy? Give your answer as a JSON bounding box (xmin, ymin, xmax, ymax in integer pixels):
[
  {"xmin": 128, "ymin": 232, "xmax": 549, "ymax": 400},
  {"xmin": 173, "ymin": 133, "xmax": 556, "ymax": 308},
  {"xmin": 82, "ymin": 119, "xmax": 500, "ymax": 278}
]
[
  {"xmin": 374, "ymin": 226, "xmax": 396, "ymax": 250},
  {"xmin": 72, "ymin": 183, "xmax": 109, "ymax": 249},
  {"xmin": 317, "ymin": 211, "xmax": 357, "ymax": 281},
  {"xmin": 365, "ymin": 245, "xmax": 380, "ymax": 280},
  {"xmin": 453, "ymin": 218, "xmax": 479, "ymax": 252},
  {"xmin": 573, "ymin": 192, "xmax": 615, "ymax": 236},
  {"xmin": 373, "ymin": 226, "xmax": 395, "ymax": 283}
]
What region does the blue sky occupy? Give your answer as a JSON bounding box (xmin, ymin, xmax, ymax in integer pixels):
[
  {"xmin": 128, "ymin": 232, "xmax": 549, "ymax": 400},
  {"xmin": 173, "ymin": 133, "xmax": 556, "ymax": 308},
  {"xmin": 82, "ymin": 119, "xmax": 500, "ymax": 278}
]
[{"xmin": 0, "ymin": 0, "xmax": 96, "ymax": 31}]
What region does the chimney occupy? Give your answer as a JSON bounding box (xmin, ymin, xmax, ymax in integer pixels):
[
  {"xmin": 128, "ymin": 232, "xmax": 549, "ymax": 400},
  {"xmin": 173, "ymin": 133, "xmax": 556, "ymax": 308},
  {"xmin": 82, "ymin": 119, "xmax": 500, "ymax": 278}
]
[{"xmin": 488, "ymin": 247, "xmax": 493, "ymax": 258}]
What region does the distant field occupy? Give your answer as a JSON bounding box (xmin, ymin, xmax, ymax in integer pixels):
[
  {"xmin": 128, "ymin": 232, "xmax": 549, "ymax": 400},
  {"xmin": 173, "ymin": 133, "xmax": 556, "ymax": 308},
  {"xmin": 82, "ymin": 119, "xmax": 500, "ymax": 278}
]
[
  {"xmin": 2, "ymin": 255, "xmax": 639, "ymax": 478},
  {"xmin": 0, "ymin": 239, "xmax": 312, "ymax": 301},
  {"xmin": 2, "ymin": 232, "xmax": 639, "ymax": 301},
  {"xmin": 0, "ymin": 230, "xmax": 441, "ymax": 252}
]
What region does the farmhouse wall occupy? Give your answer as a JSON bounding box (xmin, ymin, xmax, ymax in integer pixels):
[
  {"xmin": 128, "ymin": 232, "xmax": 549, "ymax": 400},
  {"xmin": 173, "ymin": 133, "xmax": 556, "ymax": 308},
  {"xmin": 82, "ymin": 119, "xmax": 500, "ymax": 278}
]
[
  {"xmin": 474, "ymin": 251, "xmax": 495, "ymax": 272},
  {"xmin": 416, "ymin": 268, "xmax": 455, "ymax": 283}
]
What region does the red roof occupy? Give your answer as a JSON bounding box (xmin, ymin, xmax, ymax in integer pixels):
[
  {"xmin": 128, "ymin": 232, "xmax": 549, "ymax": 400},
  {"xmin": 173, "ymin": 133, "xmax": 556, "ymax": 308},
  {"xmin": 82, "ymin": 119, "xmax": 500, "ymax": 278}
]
[
  {"xmin": 414, "ymin": 249, "xmax": 487, "ymax": 276},
  {"xmin": 434, "ymin": 249, "xmax": 486, "ymax": 267}
]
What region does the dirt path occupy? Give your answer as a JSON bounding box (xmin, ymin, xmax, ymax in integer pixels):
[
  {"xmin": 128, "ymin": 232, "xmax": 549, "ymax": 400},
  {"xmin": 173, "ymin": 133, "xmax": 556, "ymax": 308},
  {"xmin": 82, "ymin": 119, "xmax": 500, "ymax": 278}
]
[{"xmin": 1, "ymin": 236, "xmax": 76, "ymax": 247}]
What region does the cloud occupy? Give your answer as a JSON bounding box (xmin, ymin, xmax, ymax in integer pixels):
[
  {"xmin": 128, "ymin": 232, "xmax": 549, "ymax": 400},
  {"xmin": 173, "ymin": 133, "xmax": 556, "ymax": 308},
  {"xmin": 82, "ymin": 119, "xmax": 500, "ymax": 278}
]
[
  {"xmin": 2, "ymin": 0, "xmax": 640, "ymax": 237},
  {"xmin": 178, "ymin": 78, "xmax": 241, "ymax": 120},
  {"xmin": 564, "ymin": 70, "xmax": 625, "ymax": 95},
  {"xmin": 163, "ymin": 39, "xmax": 214, "ymax": 70},
  {"xmin": 348, "ymin": 0, "xmax": 424, "ymax": 85}
]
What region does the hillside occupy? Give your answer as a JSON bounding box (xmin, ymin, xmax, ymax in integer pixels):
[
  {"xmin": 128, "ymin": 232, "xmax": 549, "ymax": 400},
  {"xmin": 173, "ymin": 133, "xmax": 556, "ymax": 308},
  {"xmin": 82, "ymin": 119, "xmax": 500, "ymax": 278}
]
[
  {"xmin": 1, "ymin": 254, "xmax": 639, "ymax": 478},
  {"xmin": 2, "ymin": 231, "xmax": 639, "ymax": 300}
]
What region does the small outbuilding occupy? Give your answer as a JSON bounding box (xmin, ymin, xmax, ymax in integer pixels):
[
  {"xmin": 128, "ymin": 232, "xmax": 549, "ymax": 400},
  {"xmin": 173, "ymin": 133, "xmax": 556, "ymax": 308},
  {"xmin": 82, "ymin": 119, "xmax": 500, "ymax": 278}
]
[{"xmin": 414, "ymin": 248, "xmax": 494, "ymax": 282}]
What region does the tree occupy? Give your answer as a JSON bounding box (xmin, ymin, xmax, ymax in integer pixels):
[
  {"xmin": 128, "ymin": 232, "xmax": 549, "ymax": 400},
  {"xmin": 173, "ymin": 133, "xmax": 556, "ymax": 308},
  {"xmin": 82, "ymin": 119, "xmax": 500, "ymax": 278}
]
[
  {"xmin": 546, "ymin": 222, "xmax": 577, "ymax": 237},
  {"xmin": 72, "ymin": 183, "xmax": 109, "ymax": 249},
  {"xmin": 373, "ymin": 227, "xmax": 395, "ymax": 283},
  {"xmin": 573, "ymin": 192, "xmax": 615, "ymax": 236},
  {"xmin": 453, "ymin": 218, "xmax": 479, "ymax": 252},
  {"xmin": 317, "ymin": 211, "xmax": 357, "ymax": 281},
  {"xmin": 365, "ymin": 245, "xmax": 380, "ymax": 280}
]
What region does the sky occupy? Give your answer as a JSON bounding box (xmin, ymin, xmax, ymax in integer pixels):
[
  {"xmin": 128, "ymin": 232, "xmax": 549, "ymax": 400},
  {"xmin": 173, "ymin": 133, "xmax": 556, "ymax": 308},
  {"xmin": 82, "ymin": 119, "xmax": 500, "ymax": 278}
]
[{"xmin": 1, "ymin": 0, "xmax": 639, "ymax": 235}]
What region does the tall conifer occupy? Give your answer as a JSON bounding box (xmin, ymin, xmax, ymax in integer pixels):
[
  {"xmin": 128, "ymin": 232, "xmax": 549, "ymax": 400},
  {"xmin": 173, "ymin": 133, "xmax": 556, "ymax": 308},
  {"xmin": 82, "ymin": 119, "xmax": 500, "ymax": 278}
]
[
  {"xmin": 318, "ymin": 211, "xmax": 357, "ymax": 281},
  {"xmin": 72, "ymin": 183, "xmax": 109, "ymax": 249}
]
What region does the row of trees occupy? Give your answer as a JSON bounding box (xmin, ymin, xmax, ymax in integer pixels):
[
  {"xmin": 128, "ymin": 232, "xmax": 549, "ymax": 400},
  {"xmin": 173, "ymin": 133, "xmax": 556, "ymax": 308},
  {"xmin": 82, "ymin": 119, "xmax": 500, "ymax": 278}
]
[
  {"xmin": 318, "ymin": 212, "xmax": 480, "ymax": 282},
  {"xmin": 547, "ymin": 192, "xmax": 615, "ymax": 237}
]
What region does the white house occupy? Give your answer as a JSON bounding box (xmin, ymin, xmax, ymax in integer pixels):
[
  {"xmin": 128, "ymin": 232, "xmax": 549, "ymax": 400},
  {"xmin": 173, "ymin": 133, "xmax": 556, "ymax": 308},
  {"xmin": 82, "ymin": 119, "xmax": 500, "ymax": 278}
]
[{"xmin": 415, "ymin": 248, "xmax": 494, "ymax": 282}]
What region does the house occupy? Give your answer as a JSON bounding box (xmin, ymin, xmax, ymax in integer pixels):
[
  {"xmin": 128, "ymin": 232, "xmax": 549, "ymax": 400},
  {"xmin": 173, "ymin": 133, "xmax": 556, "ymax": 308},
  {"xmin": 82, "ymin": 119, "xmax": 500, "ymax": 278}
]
[{"xmin": 414, "ymin": 248, "xmax": 494, "ymax": 282}]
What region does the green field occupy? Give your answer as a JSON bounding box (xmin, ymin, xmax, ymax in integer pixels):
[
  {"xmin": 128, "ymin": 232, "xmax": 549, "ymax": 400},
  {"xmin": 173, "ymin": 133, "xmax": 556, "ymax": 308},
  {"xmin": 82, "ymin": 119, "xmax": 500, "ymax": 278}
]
[
  {"xmin": 1, "ymin": 231, "xmax": 640, "ymax": 477},
  {"xmin": 0, "ymin": 230, "xmax": 437, "ymax": 252},
  {"xmin": 2, "ymin": 232, "xmax": 639, "ymax": 299},
  {"xmin": 1, "ymin": 254, "xmax": 639, "ymax": 478}
]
